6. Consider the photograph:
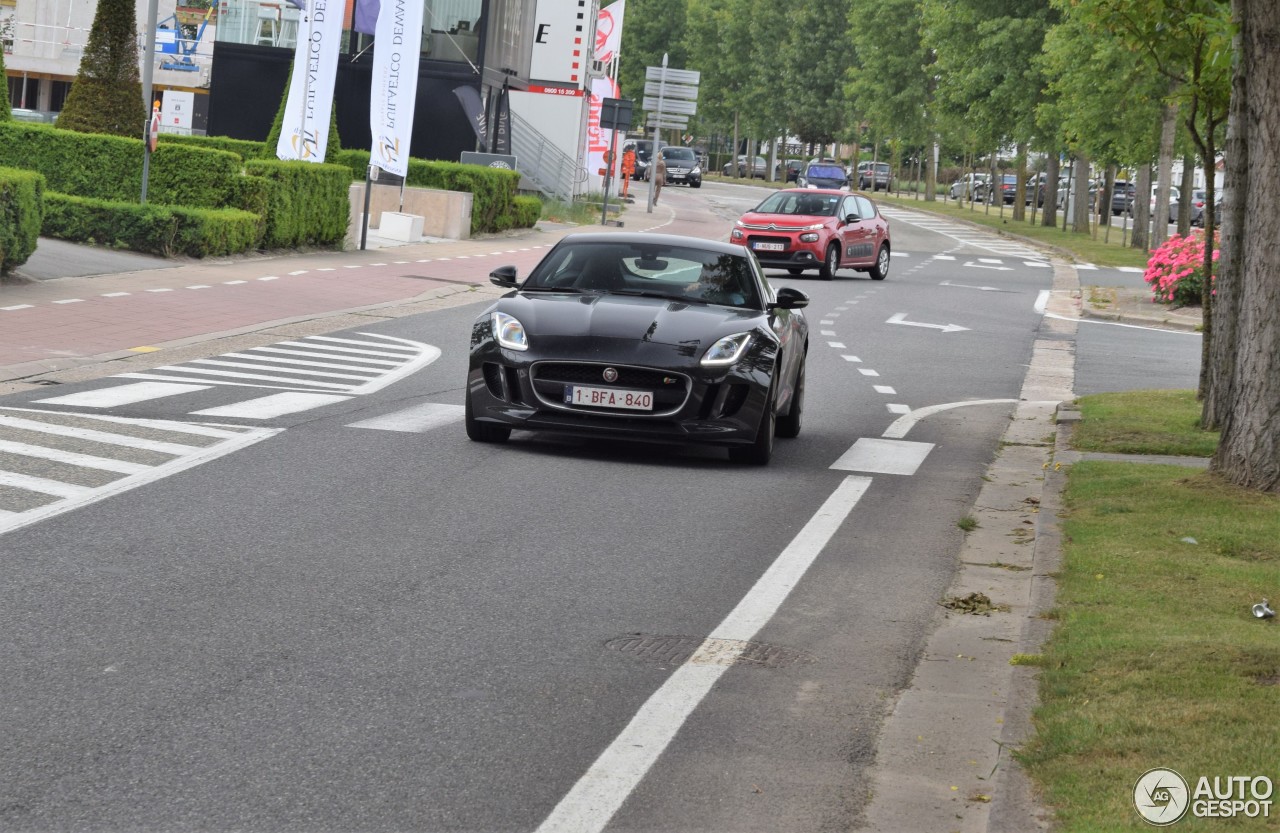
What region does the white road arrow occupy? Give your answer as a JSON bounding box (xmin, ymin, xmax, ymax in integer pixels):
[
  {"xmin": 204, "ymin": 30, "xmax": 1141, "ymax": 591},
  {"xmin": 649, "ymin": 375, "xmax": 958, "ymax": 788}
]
[
  {"xmin": 963, "ymin": 261, "xmax": 1013, "ymax": 271},
  {"xmin": 886, "ymin": 312, "xmax": 970, "ymax": 333},
  {"xmin": 939, "ymin": 280, "xmax": 1014, "ymax": 292}
]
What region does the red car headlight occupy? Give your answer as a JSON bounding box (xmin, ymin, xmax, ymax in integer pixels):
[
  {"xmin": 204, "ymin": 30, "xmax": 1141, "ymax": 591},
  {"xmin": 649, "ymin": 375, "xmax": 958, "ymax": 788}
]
[{"xmin": 799, "ymin": 232, "xmax": 819, "ymax": 242}]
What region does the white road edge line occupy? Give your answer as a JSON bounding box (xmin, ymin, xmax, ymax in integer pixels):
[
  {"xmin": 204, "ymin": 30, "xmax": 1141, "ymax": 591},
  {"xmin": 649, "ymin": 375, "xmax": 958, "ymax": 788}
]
[
  {"xmin": 1034, "ymin": 289, "xmax": 1051, "ymax": 314},
  {"xmin": 881, "ymin": 399, "xmax": 1020, "ymax": 439},
  {"xmin": 1044, "ymin": 311, "xmax": 1201, "ymax": 334},
  {"xmin": 534, "ymin": 475, "xmax": 874, "ymax": 833}
]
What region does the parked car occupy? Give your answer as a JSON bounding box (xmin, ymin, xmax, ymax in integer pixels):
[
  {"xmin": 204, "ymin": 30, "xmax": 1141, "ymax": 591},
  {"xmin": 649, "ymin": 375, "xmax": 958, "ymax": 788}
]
[
  {"xmin": 995, "ymin": 174, "xmax": 1019, "ymax": 204},
  {"xmin": 1107, "ymin": 180, "xmax": 1136, "ymax": 215},
  {"xmin": 777, "ymin": 159, "xmax": 804, "ymax": 182},
  {"xmin": 723, "ymin": 155, "xmax": 768, "ymax": 179},
  {"xmin": 730, "ymin": 188, "xmax": 892, "ymax": 281},
  {"xmin": 624, "ymin": 139, "xmax": 667, "ymax": 181},
  {"xmin": 647, "ymin": 146, "xmax": 702, "ymax": 188},
  {"xmin": 949, "ymin": 173, "xmax": 989, "ymax": 201},
  {"xmin": 856, "ymin": 161, "xmax": 892, "ymax": 191},
  {"xmin": 469, "ymin": 232, "xmax": 810, "ymax": 465},
  {"xmin": 1190, "ymin": 189, "xmax": 1214, "ymax": 227},
  {"xmin": 796, "ymin": 160, "xmax": 849, "ymax": 190}
]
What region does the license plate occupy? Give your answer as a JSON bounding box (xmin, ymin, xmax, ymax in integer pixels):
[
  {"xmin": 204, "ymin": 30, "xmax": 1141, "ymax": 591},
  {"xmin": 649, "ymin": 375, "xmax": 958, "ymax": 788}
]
[
  {"xmin": 565, "ymin": 385, "xmax": 654, "ymax": 411},
  {"xmin": 753, "ymin": 242, "xmax": 785, "ymax": 251}
]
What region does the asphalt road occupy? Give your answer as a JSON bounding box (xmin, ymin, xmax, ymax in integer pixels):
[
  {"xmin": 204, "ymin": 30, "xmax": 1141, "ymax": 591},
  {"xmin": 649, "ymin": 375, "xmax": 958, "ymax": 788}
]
[{"xmin": 0, "ymin": 182, "xmax": 1201, "ymax": 831}]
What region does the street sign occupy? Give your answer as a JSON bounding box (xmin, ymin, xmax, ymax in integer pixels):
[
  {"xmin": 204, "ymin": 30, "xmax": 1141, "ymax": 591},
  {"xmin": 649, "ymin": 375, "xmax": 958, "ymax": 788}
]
[
  {"xmin": 646, "ymin": 116, "xmax": 689, "ymax": 129},
  {"xmin": 600, "ymin": 97, "xmax": 634, "ymax": 131},
  {"xmin": 643, "ymin": 81, "xmax": 699, "ymax": 100},
  {"xmin": 645, "ymin": 66, "xmax": 701, "ymax": 85},
  {"xmin": 642, "ymin": 97, "xmax": 697, "ymax": 115}
]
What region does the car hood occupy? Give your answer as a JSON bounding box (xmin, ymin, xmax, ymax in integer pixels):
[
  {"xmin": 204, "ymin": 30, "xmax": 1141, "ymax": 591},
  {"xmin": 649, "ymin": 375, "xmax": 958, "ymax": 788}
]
[
  {"xmin": 494, "ymin": 292, "xmax": 762, "ymax": 348},
  {"xmin": 740, "ymin": 211, "xmax": 831, "ymax": 227}
]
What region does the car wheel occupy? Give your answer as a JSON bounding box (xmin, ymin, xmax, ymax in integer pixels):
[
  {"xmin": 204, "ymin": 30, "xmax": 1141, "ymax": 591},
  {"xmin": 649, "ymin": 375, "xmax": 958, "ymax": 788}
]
[
  {"xmin": 775, "ymin": 356, "xmax": 804, "ymax": 439},
  {"xmin": 869, "ymin": 245, "xmax": 890, "ymax": 281},
  {"xmin": 691, "ymin": 181, "xmax": 701, "ymax": 189},
  {"xmin": 465, "ymin": 392, "xmax": 511, "ymax": 443},
  {"xmin": 729, "ymin": 378, "xmax": 776, "ymax": 465},
  {"xmin": 818, "ymin": 244, "xmax": 839, "ymax": 280}
]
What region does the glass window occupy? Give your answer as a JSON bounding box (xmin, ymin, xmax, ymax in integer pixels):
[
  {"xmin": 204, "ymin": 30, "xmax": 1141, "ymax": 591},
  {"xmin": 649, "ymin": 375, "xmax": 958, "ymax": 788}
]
[
  {"xmin": 49, "ymin": 80, "xmax": 72, "ymax": 112},
  {"xmin": 855, "ymin": 196, "xmax": 875, "ymax": 219}
]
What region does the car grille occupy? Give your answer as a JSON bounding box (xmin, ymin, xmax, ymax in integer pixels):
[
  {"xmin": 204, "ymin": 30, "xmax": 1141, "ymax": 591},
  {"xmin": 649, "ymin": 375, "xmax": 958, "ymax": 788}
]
[
  {"xmin": 741, "ymin": 222, "xmax": 806, "ymax": 233},
  {"xmin": 531, "ymin": 362, "xmax": 690, "ymax": 416}
]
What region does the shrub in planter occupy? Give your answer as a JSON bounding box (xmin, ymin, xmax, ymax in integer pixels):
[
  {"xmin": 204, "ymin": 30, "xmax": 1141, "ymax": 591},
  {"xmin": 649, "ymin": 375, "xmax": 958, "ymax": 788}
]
[
  {"xmin": 1143, "ymin": 230, "xmax": 1218, "ymax": 307},
  {"xmin": 0, "ymin": 167, "xmax": 45, "ymax": 274},
  {"xmin": 244, "ymin": 159, "xmax": 350, "ymax": 248},
  {"xmin": 42, "ymin": 192, "xmax": 261, "ymax": 257}
]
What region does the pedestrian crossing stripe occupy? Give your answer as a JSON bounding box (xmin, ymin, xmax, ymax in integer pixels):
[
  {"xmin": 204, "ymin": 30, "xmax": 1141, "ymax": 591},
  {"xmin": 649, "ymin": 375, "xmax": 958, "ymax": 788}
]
[{"xmin": 0, "ymin": 407, "xmax": 279, "ymax": 537}]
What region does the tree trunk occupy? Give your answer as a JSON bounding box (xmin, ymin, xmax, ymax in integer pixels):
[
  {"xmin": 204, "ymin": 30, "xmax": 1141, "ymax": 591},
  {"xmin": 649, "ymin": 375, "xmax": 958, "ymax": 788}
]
[
  {"xmin": 1153, "ymin": 97, "xmax": 1179, "ymax": 248},
  {"xmin": 731, "ymin": 112, "xmax": 740, "ymax": 180},
  {"xmin": 1211, "ymin": 0, "xmax": 1280, "ymax": 492},
  {"xmin": 1013, "ymin": 142, "xmax": 1027, "ymax": 222},
  {"xmin": 1072, "ymin": 152, "xmax": 1091, "ymax": 233},
  {"xmin": 1177, "ymin": 153, "xmax": 1195, "ymax": 235},
  {"xmin": 1042, "ymin": 154, "xmax": 1059, "ymax": 228},
  {"xmin": 1132, "ymin": 164, "xmax": 1152, "ymax": 250}
]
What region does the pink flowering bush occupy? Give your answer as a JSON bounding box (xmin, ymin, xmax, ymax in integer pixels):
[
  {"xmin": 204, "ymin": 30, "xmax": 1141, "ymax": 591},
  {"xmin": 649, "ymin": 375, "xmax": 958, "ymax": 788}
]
[{"xmin": 1143, "ymin": 230, "xmax": 1218, "ymax": 306}]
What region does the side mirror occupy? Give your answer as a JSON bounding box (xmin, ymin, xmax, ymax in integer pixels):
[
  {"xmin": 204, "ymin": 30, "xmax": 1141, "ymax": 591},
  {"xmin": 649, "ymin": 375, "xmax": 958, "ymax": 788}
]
[
  {"xmin": 489, "ymin": 265, "xmax": 518, "ymax": 288},
  {"xmin": 772, "ymin": 286, "xmax": 809, "ymax": 310},
  {"xmin": 845, "ymin": 213, "xmax": 860, "ymax": 224}
]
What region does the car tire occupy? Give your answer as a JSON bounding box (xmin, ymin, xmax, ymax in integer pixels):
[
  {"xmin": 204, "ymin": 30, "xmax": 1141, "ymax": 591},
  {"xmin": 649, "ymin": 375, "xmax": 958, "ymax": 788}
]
[
  {"xmin": 465, "ymin": 393, "xmax": 511, "ymax": 443},
  {"xmin": 775, "ymin": 357, "xmax": 804, "ymax": 439},
  {"xmin": 869, "ymin": 244, "xmax": 890, "ymax": 281},
  {"xmin": 729, "ymin": 378, "xmax": 776, "ymax": 465},
  {"xmin": 691, "ymin": 181, "xmax": 701, "ymax": 189},
  {"xmin": 818, "ymin": 244, "xmax": 839, "ymax": 280}
]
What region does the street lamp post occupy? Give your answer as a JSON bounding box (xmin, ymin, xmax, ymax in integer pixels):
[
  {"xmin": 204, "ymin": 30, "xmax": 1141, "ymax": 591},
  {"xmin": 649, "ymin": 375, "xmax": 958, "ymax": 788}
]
[{"xmin": 140, "ymin": 0, "xmax": 160, "ymax": 203}]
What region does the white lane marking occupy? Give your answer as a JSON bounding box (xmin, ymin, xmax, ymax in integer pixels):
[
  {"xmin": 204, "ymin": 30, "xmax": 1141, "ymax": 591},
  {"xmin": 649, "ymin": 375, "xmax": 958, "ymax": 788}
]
[
  {"xmin": 873, "ymin": 385, "xmax": 896, "ymax": 394},
  {"xmin": 307, "ymin": 335, "xmax": 422, "ymax": 353},
  {"xmin": 1034, "ymin": 290, "xmax": 1051, "ymax": 314},
  {"xmin": 887, "ymin": 403, "xmax": 911, "ymax": 414},
  {"xmin": 820, "ymin": 330, "xmax": 836, "ymax": 336},
  {"xmin": 886, "ymin": 312, "xmax": 969, "ymax": 333},
  {"xmin": 978, "ymin": 258, "xmax": 1003, "ymax": 264},
  {"xmin": 964, "ymin": 261, "xmax": 1013, "ymax": 271},
  {"xmin": 224, "ymin": 280, "xmax": 248, "ymax": 285},
  {"xmin": 229, "ymin": 352, "xmax": 393, "ymax": 373},
  {"xmin": 260, "ymin": 276, "xmax": 281, "ymax": 281},
  {"xmin": 835, "ymin": 306, "xmax": 848, "ymax": 311},
  {"xmin": 134, "ymin": 365, "xmax": 354, "ymax": 390},
  {"xmin": 882, "ymin": 399, "xmax": 1018, "ymax": 439},
  {"xmin": 841, "ymin": 355, "xmax": 861, "ymax": 363},
  {"xmin": 940, "ymin": 280, "xmax": 1010, "ymax": 292},
  {"xmin": 192, "ymin": 393, "xmax": 352, "ymax": 419},
  {"xmin": 819, "ymin": 320, "xmax": 834, "ymax": 325},
  {"xmin": 0, "ymin": 425, "xmax": 280, "ymax": 537},
  {"xmin": 535, "ymin": 475, "xmax": 874, "ymax": 833},
  {"xmin": 894, "ymin": 252, "xmax": 909, "ymax": 257},
  {"xmin": 53, "ymin": 299, "xmax": 85, "ymax": 304},
  {"xmin": 317, "ymin": 268, "xmax": 336, "ymax": 272},
  {"xmin": 0, "ymin": 471, "xmax": 94, "ymax": 499},
  {"xmin": 35, "ymin": 382, "xmax": 211, "ymax": 408},
  {"xmin": 0, "ymin": 440, "xmax": 150, "ymax": 474},
  {"xmin": 1044, "ymin": 312, "xmax": 1201, "ymax": 334},
  {"xmin": 1117, "ymin": 266, "xmax": 1145, "ymax": 273},
  {"xmin": 1023, "ymin": 261, "xmax": 1051, "ymax": 268},
  {"xmin": 249, "ymin": 346, "xmax": 404, "ymax": 366},
  {"xmin": 145, "ymin": 288, "xmax": 174, "ymax": 293},
  {"xmin": 3, "ymin": 305, "xmax": 35, "ymax": 311},
  {"xmin": 188, "ymin": 359, "xmax": 380, "ymax": 382},
  {"xmin": 933, "ymin": 255, "xmax": 956, "ymax": 261},
  {"xmin": 831, "ymin": 438, "xmax": 934, "ymax": 475},
  {"xmin": 344, "ymin": 265, "xmax": 363, "ymax": 269},
  {"xmin": 347, "ymin": 403, "xmax": 465, "ymax": 433},
  {"xmin": 187, "ymin": 285, "xmax": 211, "ymax": 289},
  {"xmin": 858, "ymin": 368, "xmax": 880, "ymax": 377},
  {"xmin": 0, "ymin": 414, "xmax": 207, "ymax": 454},
  {"xmin": 1077, "ymin": 263, "xmax": 1098, "ymax": 270},
  {"xmin": 12, "ymin": 410, "xmax": 251, "ymax": 439},
  {"xmin": 827, "ymin": 341, "xmax": 846, "ymax": 349}
]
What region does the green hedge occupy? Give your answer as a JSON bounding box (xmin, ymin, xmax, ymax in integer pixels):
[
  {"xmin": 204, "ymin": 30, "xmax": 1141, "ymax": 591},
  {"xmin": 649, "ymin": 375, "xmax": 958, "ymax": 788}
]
[
  {"xmin": 0, "ymin": 122, "xmax": 242, "ymax": 208},
  {"xmin": 157, "ymin": 133, "xmax": 272, "ymax": 161},
  {"xmin": 0, "ymin": 167, "xmax": 45, "ymax": 274},
  {"xmin": 244, "ymin": 159, "xmax": 350, "ymax": 249},
  {"xmin": 42, "ymin": 192, "xmax": 262, "ymax": 257}
]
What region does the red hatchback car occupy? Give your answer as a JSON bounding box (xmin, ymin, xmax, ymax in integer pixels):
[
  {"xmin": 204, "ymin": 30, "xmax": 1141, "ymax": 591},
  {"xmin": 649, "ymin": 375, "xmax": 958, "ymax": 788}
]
[{"xmin": 731, "ymin": 188, "xmax": 891, "ymax": 280}]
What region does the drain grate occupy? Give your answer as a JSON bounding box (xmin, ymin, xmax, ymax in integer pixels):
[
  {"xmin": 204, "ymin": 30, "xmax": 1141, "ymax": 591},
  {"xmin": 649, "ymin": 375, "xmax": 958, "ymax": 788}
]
[{"xmin": 604, "ymin": 634, "xmax": 814, "ymax": 669}]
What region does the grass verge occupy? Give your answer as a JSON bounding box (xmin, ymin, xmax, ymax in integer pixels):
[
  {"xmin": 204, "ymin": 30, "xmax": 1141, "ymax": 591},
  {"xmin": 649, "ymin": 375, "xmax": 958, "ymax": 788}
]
[
  {"xmin": 874, "ymin": 193, "xmax": 1151, "ymax": 270},
  {"xmin": 1072, "ymin": 390, "xmax": 1219, "ymax": 457},
  {"xmin": 1022, "ymin": 391, "xmax": 1279, "ymax": 830}
]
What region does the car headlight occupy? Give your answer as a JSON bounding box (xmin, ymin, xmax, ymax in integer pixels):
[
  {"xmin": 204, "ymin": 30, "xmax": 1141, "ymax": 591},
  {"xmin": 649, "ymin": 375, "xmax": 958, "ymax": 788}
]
[
  {"xmin": 799, "ymin": 232, "xmax": 819, "ymax": 242},
  {"xmin": 701, "ymin": 332, "xmax": 752, "ymax": 366},
  {"xmin": 692, "ymin": 166, "xmax": 701, "ymax": 174},
  {"xmin": 731, "ymin": 228, "xmax": 745, "ymax": 240},
  {"xmin": 492, "ymin": 311, "xmax": 529, "ymax": 351}
]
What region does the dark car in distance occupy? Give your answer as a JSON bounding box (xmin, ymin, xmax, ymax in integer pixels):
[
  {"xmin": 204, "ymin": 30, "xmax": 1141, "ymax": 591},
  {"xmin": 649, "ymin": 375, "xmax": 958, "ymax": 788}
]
[
  {"xmin": 467, "ymin": 233, "xmax": 810, "ymax": 465},
  {"xmin": 856, "ymin": 161, "xmax": 892, "ymax": 191},
  {"xmin": 625, "ymin": 139, "xmax": 667, "ymax": 181},
  {"xmin": 648, "ymin": 146, "xmax": 703, "ymax": 188},
  {"xmin": 723, "ymin": 155, "xmax": 768, "ymax": 179},
  {"xmin": 731, "ymin": 188, "xmax": 892, "ymax": 281},
  {"xmin": 796, "ymin": 160, "xmax": 849, "ymax": 190}
]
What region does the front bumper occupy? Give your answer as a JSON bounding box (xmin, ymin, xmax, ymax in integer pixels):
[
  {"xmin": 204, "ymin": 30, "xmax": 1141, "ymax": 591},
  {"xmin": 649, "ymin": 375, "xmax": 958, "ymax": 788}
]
[
  {"xmin": 467, "ymin": 347, "xmax": 772, "ymax": 447},
  {"xmin": 730, "ymin": 229, "xmax": 825, "ymax": 269}
]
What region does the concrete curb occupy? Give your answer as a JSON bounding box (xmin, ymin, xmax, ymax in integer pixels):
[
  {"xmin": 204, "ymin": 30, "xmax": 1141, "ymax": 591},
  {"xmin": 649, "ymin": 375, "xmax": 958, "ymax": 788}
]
[{"xmin": 856, "ymin": 260, "xmax": 1080, "ymax": 832}]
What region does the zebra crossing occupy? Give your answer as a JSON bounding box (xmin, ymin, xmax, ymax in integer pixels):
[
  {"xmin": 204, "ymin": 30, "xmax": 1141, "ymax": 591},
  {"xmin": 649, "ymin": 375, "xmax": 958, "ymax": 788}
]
[
  {"xmin": 878, "ymin": 207, "xmax": 1049, "ymax": 262},
  {"xmin": 32, "ymin": 333, "xmax": 440, "ymax": 420},
  {"xmin": 0, "ymin": 407, "xmax": 279, "ymax": 535}
]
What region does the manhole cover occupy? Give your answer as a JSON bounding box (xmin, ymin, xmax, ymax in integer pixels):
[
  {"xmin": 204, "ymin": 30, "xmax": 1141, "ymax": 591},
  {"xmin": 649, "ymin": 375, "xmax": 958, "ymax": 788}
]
[{"xmin": 604, "ymin": 634, "xmax": 814, "ymax": 669}]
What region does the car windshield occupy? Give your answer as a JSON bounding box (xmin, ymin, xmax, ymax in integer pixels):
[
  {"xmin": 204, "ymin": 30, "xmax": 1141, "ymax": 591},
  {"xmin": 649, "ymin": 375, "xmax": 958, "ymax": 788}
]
[
  {"xmin": 754, "ymin": 191, "xmax": 840, "ymax": 217},
  {"xmin": 523, "ymin": 241, "xmax": 762, "ymax": 309},
  {"xmin": 663, "ymin": 148, "xmax": 696, "ymax": 162},
  {"xmin": 806, "ymin": 165, "xmax": 846, "ymax": 180}
]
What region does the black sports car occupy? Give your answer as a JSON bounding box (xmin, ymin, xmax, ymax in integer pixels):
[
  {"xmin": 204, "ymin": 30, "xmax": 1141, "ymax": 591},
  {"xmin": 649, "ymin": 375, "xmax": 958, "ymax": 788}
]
[{"xmin": 466, "ymin": 233, "xmax": 810, "ymax": 464}]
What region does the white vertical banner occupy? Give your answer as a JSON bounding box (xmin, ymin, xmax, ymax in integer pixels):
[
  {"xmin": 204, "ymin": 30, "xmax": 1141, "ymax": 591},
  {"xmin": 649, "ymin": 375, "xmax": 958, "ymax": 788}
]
[
  {"xmin": 369, "ymin": 0, "xmax": 424, "ymax": 177},
  {"xmin": 585, "ymin": 76, "xmax": 619, "ymax": 190},
  {"xmin": 276, "ymin": 0, "xmax": 346, "ymax": 162},
  {"xmin": 594, "ymin": 0, "xmax": 624, "ymax": 63}
]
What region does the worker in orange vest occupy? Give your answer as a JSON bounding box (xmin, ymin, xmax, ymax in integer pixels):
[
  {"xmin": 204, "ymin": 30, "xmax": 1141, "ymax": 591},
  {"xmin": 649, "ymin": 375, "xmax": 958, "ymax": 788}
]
[{"xmin": 621, "ymin": 146, "xmax": 636, "ymax": 198}]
